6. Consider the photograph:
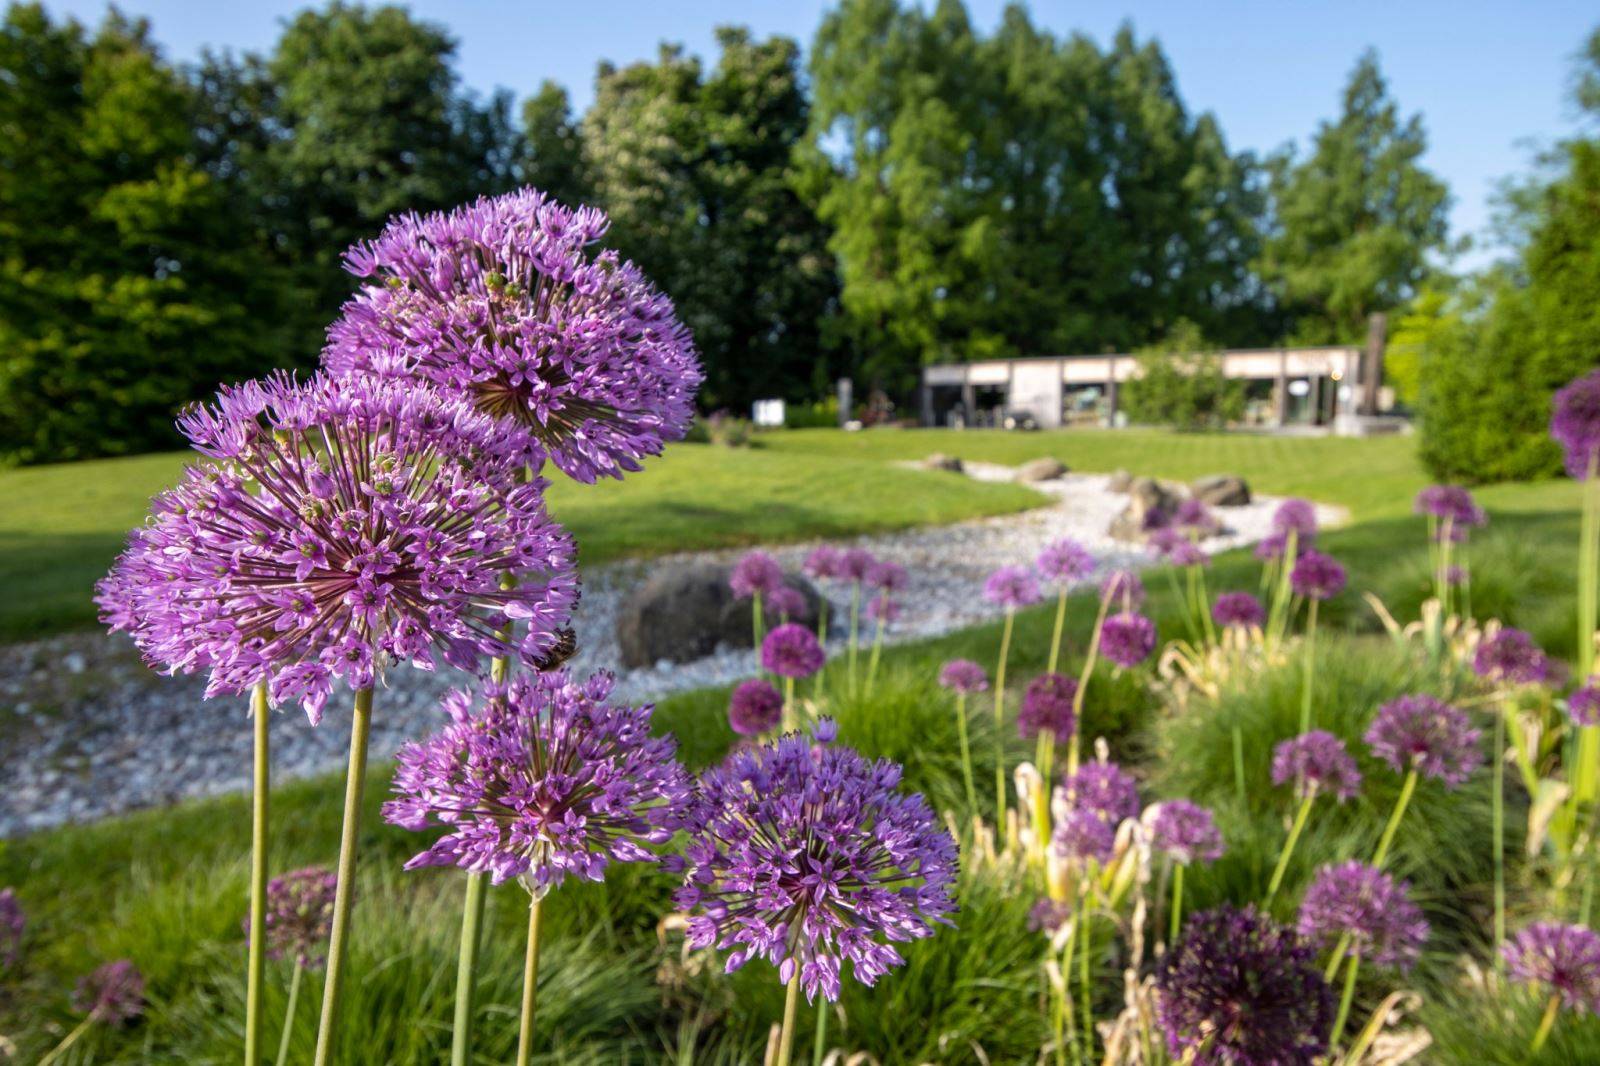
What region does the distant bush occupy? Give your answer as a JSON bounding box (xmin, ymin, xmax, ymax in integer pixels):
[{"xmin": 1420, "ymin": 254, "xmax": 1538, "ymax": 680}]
[
  {"xmin": 1120, "ymin": 323, "xmax": 1246, "ymax": 431},
  {"xmin": 687, "ymin": 410, "xmax": 753, "ymax": 448},
  {"xmin": 784, "ymin": 396, "xmax": 839, "ymax": 428}
]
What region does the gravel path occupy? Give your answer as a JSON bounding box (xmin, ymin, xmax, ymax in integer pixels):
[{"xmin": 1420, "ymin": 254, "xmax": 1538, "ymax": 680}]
[{"xmin": 0, "ymin": 466, "xmax": 1339, "ymax": 836}]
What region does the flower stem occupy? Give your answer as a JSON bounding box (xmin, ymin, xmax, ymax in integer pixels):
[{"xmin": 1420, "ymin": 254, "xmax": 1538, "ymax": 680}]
[
  {"xmin": 1069, "ymin": 587, "xmax": 1115, "ymax": 779},
  {"xmin": 784, "ymin": 676, "xmax": 796, "ymax": 733},
  {"xmin": 515, "ymin": 894, "xmax": 543, "ymax": 1066},
  {"xmin": 1047, "ymin": 588, "xmax": 1068, "ymax": 674},
  {"xmin": 847, "ymin": 584, "xmax": 861, "ymax": 697},
  {"xmin": 865, "ymin": 613, "xmax": 886, "ymax": 695},
  {"xmin": 1530, "ymin": 992, "xmax": 1562, "ymax": 1054},
  {"xmin": 451, "ymin": 873, "xmax": 489, "ymax": 1066},
  {"xmin": 1493, "ymin": 709, "xmax": 1507, "ymax": 968},
  {"xmin": 1231, "ymin": 726, "xmax": 1247, "ymax": 805},
  {"xmin": 1328, "ymin": 949, "xmax": 1362, "ymax": 1051},
  {"xmin": 1572, "ymin": 462, "xmax": 1600, "ymax": 824},
  {"xmin": 276, "ymin": 960, "xmax": 303, "ymax": 1066},
  {"xmin": 1169, "ymin": 863, "xmax": 1184, "ymax": 945},
  {"xmin": 811, "ymin": 997, "xmax": 828, "ymax": 1066},
  {"xmin": 775, "ymin": 973, "xmax": 803, "ymax": 1066},
  {"xmin": 954, "ymin": 693, "xmax": 978, "ymax": 814},
  {"xmin": 36, "ymin": 1017, "xmax": 92, "ymax": 1066},
  {"xmin": 753, "ymin": 592, "xmax": 766, "ymax": 664},
  {"xmin": 1298, "ymin": 599, "xmax": 1318, "ymax": 734},
  {"xmin": 312, "ymin": 686, "xmax": 374, "ymax": 1066},
  {"xmin": 1371, "ymin": 768, "xmax": 1418, "ymax": 870},
  {"xmin": 1265, "ymin": 789, "xmax": 1316, "ymax": 904},
  {"xmin": 994, "ymin": 608, "xmax": 1015, "ymax": 821},
  {"xmin": 246, "ymin": 681, "xmax": 270, "ymax": 1066},
  {"xmin": 1194, "ymin": 564, "xmax": 1216, "ymax": 647},
  {"xmin": 1078, "ymin": 897, "xmax": 1093, "ymax": 1063}
]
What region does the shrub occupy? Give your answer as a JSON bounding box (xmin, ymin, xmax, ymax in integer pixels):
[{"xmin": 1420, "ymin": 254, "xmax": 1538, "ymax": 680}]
[{"xmin": 1120, "ymin": 323, "xmax": 1246, "ymax": 431}]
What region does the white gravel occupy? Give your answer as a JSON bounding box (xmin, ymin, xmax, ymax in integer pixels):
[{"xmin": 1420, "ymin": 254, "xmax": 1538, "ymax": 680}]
[{"xmin": 0, "ymin": 465, "xmax": 1339, "ymax": 836}]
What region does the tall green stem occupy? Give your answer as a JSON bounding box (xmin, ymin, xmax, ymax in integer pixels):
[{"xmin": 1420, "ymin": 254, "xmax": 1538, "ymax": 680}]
[
  {"xmin": 1169, "ymin": 863, "xmax": 1185, "ymax": 945},
  {"xmin": 1493, "ymin": 709, "xmax": 1507, "ymax": 966},
  {"xmin": 1069, "ymin": 588, "xmax": 1116, "ymax": 779},
  {"xmin": 1079, "ymin": 897, "xmax": 1093, "ymax": 1063},
  {"xmin": 36, "ymin": 1018, "xmax": 92, "ymax": 1066},
  {"xmin": 993, "ymin": 609, "xmax": 1015, "ymax": 821},
  {"xmin": 1372, "ymin": 769, "xmax": 1418, "ymax": 869},
  {"xmin": 775, "ymin": 974, "xmax": 803, "ymax": 1066},
  {"xmin": 452, "ymin": 873, "xmax": 488, "ymax": 1066},
  {"xmin": 1193, "ymin": 564, "xmax": 1216, "ymax": 647},
  {"xmin": 515, "ymin": 895, "xmax": 543, "ymax": 1066},
  {"xmin": 1573, "ymin": 464, "xmax": 1600, "ymax": 815},
  {"xmin": 752, "ymin": 592, "xmax": 766, "ymax": 663},
  {"xmin": 1046, "ymin": 588, "xmax": 1068, "ymax": 674},
  {"xmin": 1265, "ymin": 790, "xmax": 1316, "ymax": 904},
  {"xmin": 811, "ymin": 998, "xmax": 828, "ymax": 1066},
  {"xmin": 276, "ymin": 961, "xmax": 303, "ymax": 1066},
  {"xmin": 1530, "ymin": 993, "xmax": 1562, "ymax": 1054},
  {"xmin": 1298, "ymin": 599, "xmax": 1318, "ymax": 734},
  {"xmin": 246, "ymin": 682, "xmax": 270, "ymax": 1066},
  {"xmin": 954, "ymin": 693, "xmax": 978, "ymax": 814},
  {"xmin": 1329, "ymin": 949, "xmax": 1362, "ymax": 1051},
  {"xmin": 865, "ymin": 612, "xmax": 886, "ymax": 695},
  {"xmin": 846, "ymin": 584, "xmax": 861, "ymax": 696},
  {"xmin": 312, "ymin": 686, "xmax": 374, "ymax": 1066},
  {"xmin": 783, "ymin": 676, "xmax": 796, "ymax": 733}
]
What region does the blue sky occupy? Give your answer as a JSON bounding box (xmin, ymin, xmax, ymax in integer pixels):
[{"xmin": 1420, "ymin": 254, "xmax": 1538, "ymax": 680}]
[{"xmin": 44, "ymin": 1, "xmax": 1599, "ymax": 267}]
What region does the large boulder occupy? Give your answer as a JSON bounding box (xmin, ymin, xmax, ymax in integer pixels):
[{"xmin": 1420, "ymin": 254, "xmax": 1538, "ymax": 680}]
[
  {"xmin": 1106, "ymin": 469, "xmax": 1133, "ymax": 493},
  {"xmin": 615, "ymin": 562, "xmax": 825, "ymax": 668},
  {"xmin": 1107, "ymin": 476, "xmax": 1182, "ymax": 542},
  {"xmin": 1191, "ymin": 474, "xmax": 1251, "ymax": 507},
  {"xmin": 1015, "ymin": 457, "xmax": 1068, "ymax": 483},
  {"xmin": 920, "ymin": 453, "xmax": 965, "ymax": 474}
]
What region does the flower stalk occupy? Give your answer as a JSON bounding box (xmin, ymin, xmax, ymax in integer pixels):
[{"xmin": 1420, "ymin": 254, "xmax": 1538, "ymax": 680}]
[
  {"xmin": 515, "ymin": 894, "xmax": 544, "ymax": 1066},
  {"xmin": 246, "ymin": 682, "xmax": 270, "ymax": 1066}
]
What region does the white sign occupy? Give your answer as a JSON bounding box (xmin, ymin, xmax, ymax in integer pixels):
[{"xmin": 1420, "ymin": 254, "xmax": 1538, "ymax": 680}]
[{"xmin": 752, "ymin": 399, "xmax": 786, "ymax": 427}]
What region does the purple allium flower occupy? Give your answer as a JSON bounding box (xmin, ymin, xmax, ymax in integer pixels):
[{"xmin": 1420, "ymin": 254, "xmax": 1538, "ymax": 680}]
[
  {"xmin": 1271, "ymin": 731, "xmax": 1362, "ymax": 801},
  {"xmin": 1503, "ymin": 922, "xmax": 1600, "ymax": 1014},
  {"xmin": 761, "ymin": 623, "xmax": 825, "ymax": 679},
  {"xmin": 1148, "ymin": 800, "xmax": 1225, "ymax": 865},
  {"xmin": 983, "ymin": 565, "xmax": 1042, "ymax": 609},
  {"xmin": 864, "ymin": 596, "xmax": 901, "ymax": 626},
  {"xmin": 72, "ymin": 959, "xmax": 145, "ymax": 1025},
  {"xmin": 1050, "ymin": 806, "xmax": 1117, "ymax": 864},
  {"xmin": 245, "ymin": 867, "xmax": 337, "ymax": 969},
  {"xmin": 1296, "ymin": 862, "xmax": 1429, "ymax": 970},
  {"xmin": 729, "ymin": 551, "xmax": 784, "ymax": 599},
  {"xmin": 763, "ymin": 586, "xmax": 808, "ymax": 623},
  {"xmin": 1569, "ymin": 682, "xmax": 1600, "ymax": 727},
  {"xmin": 1174, "ymin": 498, "xmax": 1221, "ymax": 534},
  {"xmin": 1473, "ymin": 628, "xmax": 1557, "ymax": 687},
  {"xmin": 384, "ymin": 671, "xmax": 690, "ymax": 891},
  {"xmin": 1100, "ymin": 611, "xmax": 1157, "ymax": 668},
  {"xmin": 803, "ymin": 545, "xmax": 843, "ymax": 581},
  {"xmin": 1100, "ymin": 568, "xmax": 1147, "ymax": 608},
  {"xmin": 1036, "ymin": 537, "xmax": 1095, "ymax": 584},
  {"xmin": 839, "ymin": 548, "xmax": 877, "ymax": 583},
  {"xmin": 1272, "ymin": 498, "xmax": 1319, "ymax": 538},
  {"xmin": 1062, "ymin": 762, "xmax": 1140, "ymax": 824},
  {"xmin": 1289, "ymin": 550, "xmax": 1346, "ymax": 601},
  {"xmin": 670, "ymin": 726, "xmax": 958, "ymax": 1002},
  {"xmin": 938, "ymin": 660, "xmax": 989, "ymax": 694},
  {"xmin": 1156, "ymin": 905, "xmax": 1332, "ymax": 1065},
  {"xmin": 865, "ymin": 560, "xmax": 908, "ymax": 593},
  {"xmin": 728, "ymin": 679, "xmax": 783, "ymax": 736},
  {"xmin": 95, "ymin": 373, "xmax": 579, "ymax": 724},
  {"xmin": 1414, "ymin": 485, "xmax": 1487, "ymax": 530},
  {"xmin": 1212, "ymin": 591, "xmax": 1266, "ymax": 630},
  {"xmin": 324, "ymin": 188, "xmax": 702, "ymax": 484},
  {"xmin": 1017, "ymin": 673, "xmax": 1078, "ymax": 740},
  {"xmin": 1443, "ymin": 564, "xmax": 1467, "ymax": 586},
  {"xmin": 0, "ymin": 888, "xmax": 21, "ymax": 971},
  {"xmin": 1028, "ymin": 897, "xmax": 1074, "ymax": 935},
  {"xmin": 1148, "ymin": 527, "xmax": 1208, "ymax": 567},
  {"xmin": 1365, "ymin": 695, "xmax": 1482, "ymax": 788},
  {"xmin": 1253, "ymin": 530, "xmax": 1307, "ymax": 562},
  {"xmin": 1551, "ymin": 369, "xmax": 1600, "ymax": 478}
]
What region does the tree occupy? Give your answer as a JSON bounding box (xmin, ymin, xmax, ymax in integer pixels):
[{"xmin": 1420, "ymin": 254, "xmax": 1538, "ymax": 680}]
[
  {"xmin": 516, "ymin": 81, "xmax": 589, "ymax": 206},
  {"xmin": 1259, "ymin": 50, "xmax": 1451, "ymax": 343}
]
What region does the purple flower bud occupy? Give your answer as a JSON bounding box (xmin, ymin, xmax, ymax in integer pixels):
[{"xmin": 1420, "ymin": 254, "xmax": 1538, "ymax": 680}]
[
  {"xmin": 1100, "ymin": 569, "xmax": 1146, "ymax": 608},
  {"xmin": 1569, "ymin": 682, "xmax": 1600, "ymax": 727},
  {"xmin": 1061, "ymin": 762, "xmax": 1140, "ymax": 825},
  {"xmin": 244, "ymin": 867, "xmax": 337, "ymax": 969},
  {"xmin": 1149, "ymin": 528, "xmax": 1208, "ymax": 567},
  {"xmin": 1100, "ymin": 611, "xmax": 1157, "ymax": 668},
  {"xmin": 983, "ymin": 565, "xmax": 1042, "ymax": 609},
  {"xmin": 1473, "ymin": 628, "xmax": 1557, "ymax": 687},
  {"xmin": 1050, "ymin": 806, "xmax": 1116, "ymax": 863},
  {"xmin": 803, "ymin": 545, "xmax": 843, "ymax": 581},
  {"xmin": 729, "ymin": 679, "xmax": 783, "ymax": 736},
  {"xmin": 1289, "ymin": 550, "xmax": 1346, "ymax": 601},
  {"xmin": 1365, "ymin": 695, "xmax": 1482, "ymax": 788},
  {"xmin": 1414, "ymin": 485, "xmax": 1487, "ymax": 530},
  {"xmin": 0, "ymin": 888, "xmax": 22, "ymax": 972},
  {"xmin": 1148, "ymin": 800, "xmax": 1225, "ymax": 865},
  {"xmin": 839, "ymin": 548, "xmax": 877, "ymax": 583},
  {"xmin": 1297, "ymin": 862, "xmax": 1428, "ymax": 970},
  {"xmin": 763, "ymin": 586, "xmax": 808, "ymax": 623},
  {"xmin": 1503, "ymin": 922, "xmax": 1600, "ymax": 1014},
  {"xmin": 1550, "ymin": 369, "xmax": 1600, "ymax": 479},
  {"xmin": 864, "ymin": 560, "xmax": 907, "ymax": 593},
  {"xmin": 1017, "ymin": 673, "xmax": 1078, "ymax": 739},
  {"xmin": 1212, "ymin": 591, "xmax": 1265, "ymax": 629},
  {"xmin": 72, "ymin": 959, "xmax": 145, "ymax": 1026},
  {"xmin": 761, "ymin": 623, "xmax": 825, "ymax": 679},
  {"xmin": 730, "ymin": 551, "xmax": 785, "ymax": 598},
  {"xmin": 938, "ymin": 660, "xmax": 989, "ymax": 694},
  {"xmin": 1272, "ymin": 498, "xmax": 1319, "ymax": 537},
  {"xmin": 1272, "ymin": 731, "xmax": 1362, "ymax": 801},
  {"xmin": 1036, "ymin": 538, "xmax": 1095, "ymax": 584}
]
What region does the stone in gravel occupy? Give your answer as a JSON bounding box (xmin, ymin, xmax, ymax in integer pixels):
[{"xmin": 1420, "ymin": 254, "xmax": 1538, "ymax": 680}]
[
  {"xmin": 1191, "ymin": 474, "xmax": 1251, "ymax": 507},
  {"xmin": 1108, "ymin": 477, "xmax": 1182, "ymax": 541},
  {"xmin": 1107, "ymin": 469, "xmax": 1133, "ymax": 493},
  {"xmin": 1015, "ymin": 457, "xmax": 1068, "ymax": 483},
  {"xmin": 63, "ymin": 652, "xmax": 86, "ymax": 675},
  {"xmin": 920, "ymin": 453, "xmax": 965, "ymax": 473},
  {"xmin": 615, "ymin": 562, "xmax": 824, "ymax": 668}
]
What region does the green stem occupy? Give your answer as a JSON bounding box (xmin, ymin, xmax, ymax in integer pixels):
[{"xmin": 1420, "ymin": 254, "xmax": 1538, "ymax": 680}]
[
  {"xmin": 1329, "ymin": 949, "xmax": 1362, "ymax": 1051},
  {"xmin": 36, "ymin": 1017, "xmax": 92, "ymax": 1066},
  {"xmin": 813, "ymin": 599, "xmax": 829, "ymax": 696},
  {"xmin": 452, "ymin": 873, "xmax": 489, "ymax": 1066},
  {"xmin": 784, "ymin": 676, "xmax": 796, "ymax": 733},
  {"xmin": 1573, "ymin": 462, "xmax": 1600, "ymax": 815},
  {"xmin": 1530, "ymin": 993, "xmax": 1562, "ymax": 1054},
  {"xmin": 1046, "ymin": 588, "xmax": 1068, "ymax": 675},
  {"xmin": 753, "ymin": 592, "xmax": 765, "ymax": 663},
  {"xmin": 954, "ymin": 693, "xmax": 978, "ymax": 814},
  {"xmin": 312, "ymin": 686, "xmax": 374, "ymax": 1066},
  {"xmin": 1165, "ymin": 566, "xmax": 1199, "ymax": 645},
  {"xmin": 811, "ymin": 997, "xmax": 828, "ymax": 1066},
  {"xmin": 847, "ymin": 584, "xmax": 861, "ymax": 697},
  {"xmin": 1268, "ymin": 529, "xmax": 1299, "ymax": 646},
  {"xmin": 1493, "ymin": 709, "xmax": 1507, "ymax": 966},
  {"xmin": 1372, "ymin": 768, "xmax": 1418, "ymax": 869},
  {"xmin": 1169, "ymin": 862, "xmax": 1184, "ymax": 944},
  {"xmin": 515, "ymin": 894, "xmax": 543, "ymax": 1066},
  {"xmin": 276, "ymin": 960, "xmax": 303, "ymax": 1066},
  {"xmin": 1299, "ymin": 599, "xmax": 1318, "ymax": 734},
  {"xmin": 1079, "ymin": 897, "xmax": 1093, "ymax": 1063},
  {"xmin": 1324, "ymin": 931, "xmax": 1354, "ymax": 983},
  {"xmin": 775, "ymin": 974, "xmax": 803, "ymax": 1066},
  {"xmin": 865, "ymin": 613, "xmax": 886, "ymax": 695},
  {"xmin": 1194, "ymin": 564, "xmax": 1216, "ymax": 647},
  {"xmin": 994, "ymin": 609, "xmax": 1015, "ymax": 821},
  {"xmin": 1232, "ymin": 726, "xmax": 1247, "ymax": 805},
  {"xmin": 1265, "ymin": 789, "xmax": 1317, "ymax": 904},
  {"xmin": 1069, "ymin": 588, "xmax": 1116, "ymax": 779},
  {"xmin": 246, "ymin": 682, "xmax": 270, "ymax": 1066}
]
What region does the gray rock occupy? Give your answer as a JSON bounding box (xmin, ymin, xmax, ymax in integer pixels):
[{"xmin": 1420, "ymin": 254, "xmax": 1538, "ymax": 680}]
[
  {"xmin": 1015, "ymin": 457, "xmax": 1069, "ymax": 483},
  {"xmin": 1191, "ymin": 474, "xmax": 1251, "ymax": 507},
  {"xmin": 614, "ymin": 562, "xmax": 824, "ymax": 668},
  {"xmin": 1107, "ymin": 469, "xmax": 1133, "ymax": 493},
  {"xmin": 1108, "ymin": 477, "xmax": 1182, "ymax": 541},
  {"xmin": 920, "ymin": 453, "xmax": 965, "ymax": 473}
]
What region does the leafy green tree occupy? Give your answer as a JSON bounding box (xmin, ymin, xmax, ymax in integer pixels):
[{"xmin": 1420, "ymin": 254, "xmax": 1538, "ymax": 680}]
[
  {"xmin": 516, "ymin": 80, "xmax": 589, "ymax": 206},
  {"xmin": 1120, "ymin": 322, "xmax": 1246, "ymax": 430},
  {"xmin": 1259, "ymin": 50, "xmax": 1451, "ymax": 343}
]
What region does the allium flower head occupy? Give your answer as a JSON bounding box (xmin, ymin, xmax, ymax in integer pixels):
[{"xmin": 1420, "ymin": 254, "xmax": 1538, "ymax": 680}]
[
  {"xmin": 1028, "ymin": 897, "xmax": 1074, "ymax": 936},
  {"xmin": 1100, "ymin": 611, "xmax": 1157, "ymax": 668},
  {"xmin": 1174, "ymin": 498, "xmax": 1220, "ymax": 534},
  {"xmin": 728, "ymin": 679, "xmax": 783, "ymax": 736},
  {"xmin": 1272, "ymin": 731, "xmax": 1362, "ymax": 801},
  {"xmin": 729, "ymin": 551, "xmax": 784, "ymax": 599},
  {"xmin": 1473, "ymin": 628, "xmax": 1556, "ymax": 687},
  {"xmin": 1272, "ymin": 498, "xmax": 1319, "ymax": 538},
  {"xmin": 1149, "ymin": 527, "xmax": 1208, "ymax": 567},
  {"xmin": 1036, "ymin": 538, "xmax": 1095, "ymax": 584},
  {"xmin": 95, "ymin": 373, "xmax": 579, "ymax": 723},
  {"xmin": 1156, "ymin": 905, "xmax": 1332, "ymax": 1065},
  {"xmin": 72, "ymin": 959, "xmax": 145, "ymax": 1025},
  {"xmin": 1569, "ymin": 682, "xmax": 1600, "ymax": 727},
  {"xmin": 1050, "ymin": 805, "xmax": 1117, "ymax": 864},
  {"xmin": 325, "ymin": 187, "xmax": 702, "ymax": 483},
  {"xmin": 938, "ymin": 660, "xmax": 989, "ymax": 694},
  {"xmin": 247, "ymin": 866, "xmax": 337, "ymax": 969},
  {"xmin": 983, "ymin": 565, "xmax": 1042, "ymax": 609},
  {"xmin": 1503, "ymin": 922, "xmax": 1600, "ymax": 1014},
  {"xmin": 865, "ymin": 560, "xmax": 907, "ymax": 593},
  {"xmin": 840, "ymin": 548, "xmax": 877, "ymax": 583},
  {"xmin": 384, "ymin": 671, "xmax": 691, "ymax": 892},
  {"xmin": 1253, "ymin": 530, "xmax": 1307, "ymax": 562},
  {"xmin": 1100, "ymin": 568, "xmax": 1146, "ymax": 608},
  {"xmin": 0, "ymin": 888, "xmax": 21, "ymax": 971},
  {"xmin": 761, "ymin": 623, "xmax": 825, "ymax": 679},
  {"xmin": 1365, "ymin": 695, "xmax": 1482, "ymax": 788},
  {"xmin": 1147, "ymin": 800, "xmax": 1225, "ymax": 865},
  {"xmin": 1017, "ymin": 673, "xmax": 1078, "ymax": 739},
  {"xmin": 1414, "ymin": 485, "xmax": 1486, "ymax": 530},
  {"xmin": 1212, "ymin": 591, "xmax": 1265, "ymax": 629},
  {"xmin": 670, "ymin": 726, "xmax": 958, "ymax": 1002},
  {"xmin": 864, "ymin": 596, "xmax": 901, "ymax": 626},
  {"xmin": 803, "ymin": 545, "xmax": 843, "ymax": 581},
  {"xmin": 1551, "ymin": 369, "xmax": 1600, "ymax": 478},
  {"xmin": 763, "ymin": 586, "xmax": 807, "ymax": 623},
  {"xmin": 1296, "ymin": 862, "xmax": 1429, "ymax": 970},
  {"xmin": 1062, "ymin": 761, "xmax": 1140, "ymax": 824},
  {"xmin": 1289, "ymin": 550, "xmax": 1346, "ymax": 601}
]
